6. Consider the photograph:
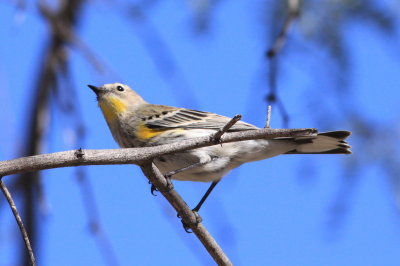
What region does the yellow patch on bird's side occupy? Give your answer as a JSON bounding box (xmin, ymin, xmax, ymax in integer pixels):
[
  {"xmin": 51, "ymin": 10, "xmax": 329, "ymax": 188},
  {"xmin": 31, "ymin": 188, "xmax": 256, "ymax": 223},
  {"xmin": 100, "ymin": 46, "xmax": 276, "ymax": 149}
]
[
  {"xmin": 136, "ymin": 124, "xmax": 167, "ymax": 140},
  {"xmin": 99, "ymin": 96, "xmax": 127, "ymax": 123}
]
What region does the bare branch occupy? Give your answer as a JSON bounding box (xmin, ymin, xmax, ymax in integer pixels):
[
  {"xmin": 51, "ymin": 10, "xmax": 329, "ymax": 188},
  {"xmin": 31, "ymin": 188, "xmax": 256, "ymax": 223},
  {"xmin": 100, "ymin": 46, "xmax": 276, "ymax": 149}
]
[
  {"xmin": 0, "ymin": 126, "xmax": 315, "ymax": 264},
  {"xmin": 0, "ymin": 178, "xmax": 36, "ymax": 266},
  {"xmin": 213, "ymin": 114, "xmax": 242, "ymax": 141},
  {"xmin": 140, "ymin": 163, "xmax": 232, "ymax": 266},
  {"xmin": 0, "ymin": 128, "xmax": 317, "ymax": 177}
]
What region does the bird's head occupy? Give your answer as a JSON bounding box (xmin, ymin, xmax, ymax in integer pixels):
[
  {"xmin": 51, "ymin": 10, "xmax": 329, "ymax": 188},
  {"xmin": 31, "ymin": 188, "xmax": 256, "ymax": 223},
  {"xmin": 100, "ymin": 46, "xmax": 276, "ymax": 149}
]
[{"xmin": 88, "ymin": 83, "xmax": 146, "ymax": 122}]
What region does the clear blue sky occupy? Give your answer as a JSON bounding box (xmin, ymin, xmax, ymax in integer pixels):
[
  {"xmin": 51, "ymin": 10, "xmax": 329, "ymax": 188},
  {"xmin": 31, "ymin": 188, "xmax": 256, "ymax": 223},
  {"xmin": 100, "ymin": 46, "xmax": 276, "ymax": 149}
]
[{"xmin": 1, "ymin": 1, "xmax": 400, "ymax": 265}]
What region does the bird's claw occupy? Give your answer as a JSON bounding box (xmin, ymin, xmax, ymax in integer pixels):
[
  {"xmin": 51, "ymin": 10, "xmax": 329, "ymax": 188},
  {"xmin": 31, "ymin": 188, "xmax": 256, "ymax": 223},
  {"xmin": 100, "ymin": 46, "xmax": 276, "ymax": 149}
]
[
  {"xmin": 182, "ymin": 221, "xmax": 192, "ymax": 233},
  {"xmin": 149, "ymin": 177, "xmax": 174, "ymax": 196},
  {"xmin": 150, "ymin": 184, "xmax": 158, "ymax": 196},
  {"xmin": 181, "ymin": 210, "xmax": 202, "ymax": 233}
]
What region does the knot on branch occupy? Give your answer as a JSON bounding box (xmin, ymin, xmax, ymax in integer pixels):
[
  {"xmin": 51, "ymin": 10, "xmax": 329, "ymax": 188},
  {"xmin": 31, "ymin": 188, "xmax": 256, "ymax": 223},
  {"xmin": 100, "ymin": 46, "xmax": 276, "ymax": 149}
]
[
  {"xmin": 266, "ymin": 93, "xmax": 276, "ymax": 103},
  {"xmin": 266, "ymin": 49, "xmax": 275, "ymax": 58},
  {"xmin": 74, "ymin": 148, "xmax": 85, "ymax": 159}
]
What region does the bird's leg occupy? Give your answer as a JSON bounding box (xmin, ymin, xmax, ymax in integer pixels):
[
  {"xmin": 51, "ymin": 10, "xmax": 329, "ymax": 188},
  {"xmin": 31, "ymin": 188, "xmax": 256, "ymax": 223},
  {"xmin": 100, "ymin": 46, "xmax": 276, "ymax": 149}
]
[
  {"xmin": 157, "ymin": 157, "xmax": 221, "ymax": 232},
  {"xmin": 163, "ymin": 157, "xmax": 219, "ymax": 208},
  {"xmin": 180, "ymin": 180, "xmax": 220, "ymax": 233},
  {"xmin": 193, "ymin": 180, "xmax": 220, "ymax": 212},
  {"xmin": 150, "ymin": 160, "xmax": 212, "ymax": 196},
  {"xmin": 164, "ymin": 161, "xmax": 210, "ymax": 178}
]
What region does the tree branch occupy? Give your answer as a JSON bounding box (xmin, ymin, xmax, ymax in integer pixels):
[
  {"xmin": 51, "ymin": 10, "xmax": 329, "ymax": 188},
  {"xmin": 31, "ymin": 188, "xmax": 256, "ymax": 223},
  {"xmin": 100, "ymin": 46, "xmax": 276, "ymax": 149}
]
[
  {"xmin": 0, "ymin": 178, "xmax": 36, "ymax": 266},
  {"xmin": 140, "ymin": 163, "xmax": 232, "ymax": 266},
  {"xmin": 0, "ymin": 127, "xmax": 316, "ymax": 264},
  {"xmin": 0, "ymin": 128, "xmax": 316, "ymax": 176}
]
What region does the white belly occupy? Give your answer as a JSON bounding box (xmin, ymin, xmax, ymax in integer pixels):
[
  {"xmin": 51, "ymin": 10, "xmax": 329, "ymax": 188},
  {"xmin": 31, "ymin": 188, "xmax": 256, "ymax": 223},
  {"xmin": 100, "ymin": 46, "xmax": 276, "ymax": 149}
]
[{"xmin": 153, "ymin": 139, "xmax": 295, "ymax": 182}]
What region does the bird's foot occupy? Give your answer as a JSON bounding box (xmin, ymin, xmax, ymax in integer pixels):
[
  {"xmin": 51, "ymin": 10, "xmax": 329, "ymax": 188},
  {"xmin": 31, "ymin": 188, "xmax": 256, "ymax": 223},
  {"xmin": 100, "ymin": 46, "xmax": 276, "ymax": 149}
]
[
  {"xmin": 180, "ymin": 210, "xmax": 202, "ymax": 233},
  {"xmin": 150, "ymin": 182, "xmax": 158, "ymax": 196},
  {"xmin": 149, "ymin": 176, "xmax": 174, "ymax": 196}
]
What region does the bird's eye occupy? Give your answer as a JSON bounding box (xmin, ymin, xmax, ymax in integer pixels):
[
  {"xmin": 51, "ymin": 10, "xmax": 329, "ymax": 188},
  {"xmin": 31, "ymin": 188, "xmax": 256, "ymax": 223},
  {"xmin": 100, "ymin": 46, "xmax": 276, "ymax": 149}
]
[{"xmin": 117, "ymin": 86, "xmax": 124, "ymax": 92}]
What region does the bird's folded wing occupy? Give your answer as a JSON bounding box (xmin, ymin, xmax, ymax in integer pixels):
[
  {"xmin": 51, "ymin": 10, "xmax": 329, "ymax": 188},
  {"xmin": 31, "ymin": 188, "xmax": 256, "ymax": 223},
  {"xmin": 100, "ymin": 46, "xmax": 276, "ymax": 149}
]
[{"xmin": 137, "ymin": 104, "xmax": 258, "ymax": 131}]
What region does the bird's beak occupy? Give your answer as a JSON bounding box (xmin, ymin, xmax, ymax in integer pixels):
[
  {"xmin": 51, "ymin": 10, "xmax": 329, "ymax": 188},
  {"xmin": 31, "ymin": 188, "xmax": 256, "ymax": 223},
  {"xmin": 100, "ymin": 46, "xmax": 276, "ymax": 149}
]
[{"xmin": 87, "ymin": 84, "xmax": 102, "ymax": 95}]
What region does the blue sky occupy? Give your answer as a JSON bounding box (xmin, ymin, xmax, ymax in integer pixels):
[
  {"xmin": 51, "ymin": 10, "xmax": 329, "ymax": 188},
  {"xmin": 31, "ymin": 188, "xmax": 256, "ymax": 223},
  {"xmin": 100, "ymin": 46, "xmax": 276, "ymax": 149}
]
[{"xmin": 1, "ymin": 1, "xmax": 400, "ymax": 265}]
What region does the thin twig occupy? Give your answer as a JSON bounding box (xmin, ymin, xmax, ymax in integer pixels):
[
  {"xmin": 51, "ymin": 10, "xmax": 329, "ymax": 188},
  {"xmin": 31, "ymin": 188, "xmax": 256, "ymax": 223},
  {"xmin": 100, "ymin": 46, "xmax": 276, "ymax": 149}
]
[
  {"xmin": 266, "ymin": 0, "xmax": 299, "ymax": 58},
  {"xmin": 213, "ymin": 114, "xmax": 242, "ymax": 141},
  {"xmin": 0, "ymin": 177, "xmax": 36, "ymax": 266},
  {"xmin": 265, "ymin": 105, "xmax": 272, "ymax": 128},
  {"xmin": 265, "ymin": 0, "xmax": 300, "ymax": 127}
]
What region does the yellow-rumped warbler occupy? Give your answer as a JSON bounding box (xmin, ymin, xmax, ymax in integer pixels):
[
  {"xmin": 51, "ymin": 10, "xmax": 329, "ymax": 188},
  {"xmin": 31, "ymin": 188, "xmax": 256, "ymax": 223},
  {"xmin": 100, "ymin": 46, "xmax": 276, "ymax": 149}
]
[{"xmin": 88, "ymin": 83, "xmax": 351, "ymax": 209}]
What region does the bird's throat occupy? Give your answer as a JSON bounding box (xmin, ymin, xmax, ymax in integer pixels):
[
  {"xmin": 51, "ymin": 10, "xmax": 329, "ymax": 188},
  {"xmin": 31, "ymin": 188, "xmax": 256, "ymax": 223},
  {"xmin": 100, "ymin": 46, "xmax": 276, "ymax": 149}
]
[{"xmin": 99, "ymin": 97, "xmax": 127, "ymax": 123}]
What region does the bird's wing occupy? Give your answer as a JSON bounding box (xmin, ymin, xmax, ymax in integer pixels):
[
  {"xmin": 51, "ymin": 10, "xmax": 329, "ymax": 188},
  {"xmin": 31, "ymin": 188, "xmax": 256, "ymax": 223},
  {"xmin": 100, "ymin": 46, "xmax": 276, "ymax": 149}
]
[{"xmin": 136, "ymin": 104, "xmax": 258, "ymax": 131}]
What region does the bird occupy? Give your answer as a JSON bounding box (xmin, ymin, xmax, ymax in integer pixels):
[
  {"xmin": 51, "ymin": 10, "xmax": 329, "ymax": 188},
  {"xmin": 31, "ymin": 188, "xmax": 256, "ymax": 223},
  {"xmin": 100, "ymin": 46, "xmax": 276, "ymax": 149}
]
[{"xmin": 88, "ymin": 83, "xmax": 351, "ymax": 211}]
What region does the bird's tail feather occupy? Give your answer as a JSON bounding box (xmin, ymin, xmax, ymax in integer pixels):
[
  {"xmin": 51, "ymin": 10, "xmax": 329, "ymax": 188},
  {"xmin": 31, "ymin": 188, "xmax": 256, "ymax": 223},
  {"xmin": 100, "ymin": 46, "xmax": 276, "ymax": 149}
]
[{"xmin": 285, "ymin": 130, "xmax": 352, "ymax": 155}]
